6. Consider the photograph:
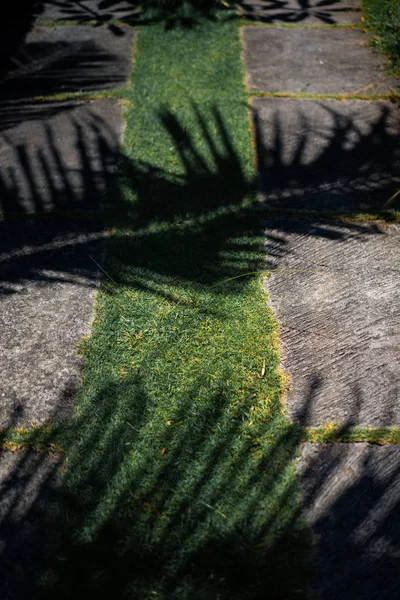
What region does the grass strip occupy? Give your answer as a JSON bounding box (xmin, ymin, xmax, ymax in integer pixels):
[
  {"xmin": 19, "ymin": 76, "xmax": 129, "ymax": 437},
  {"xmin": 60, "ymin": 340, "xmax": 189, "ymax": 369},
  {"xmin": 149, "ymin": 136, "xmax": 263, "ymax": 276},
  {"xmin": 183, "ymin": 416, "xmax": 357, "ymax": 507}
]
[
  {"xmin": 240, "ymin": 21, "xmax": 362, "ymax": 29},
  {"xmin": 38, "ymin": 15, "xmax": 314, "ymax": 600},
  {"xmin": 362, "ymin": 0, "xmax": 400, "ymax": 74},
  {"xmin": 262, "ymin": 207, "xmax": 400, "ymax": 223},
  {"xmin": 0, "ymin": 424, "xmax": 64, "ymax": 452},
  {"xmin": 248, "ymin": 90, "xmax": 400, "ymax": 102},
  {"xmin": 305, "ymin": 425, "xmax": 400, "ymax": 445},
  {"xmin": 30, "ymin": 89, "xmax": 129, "ymax": 102}
]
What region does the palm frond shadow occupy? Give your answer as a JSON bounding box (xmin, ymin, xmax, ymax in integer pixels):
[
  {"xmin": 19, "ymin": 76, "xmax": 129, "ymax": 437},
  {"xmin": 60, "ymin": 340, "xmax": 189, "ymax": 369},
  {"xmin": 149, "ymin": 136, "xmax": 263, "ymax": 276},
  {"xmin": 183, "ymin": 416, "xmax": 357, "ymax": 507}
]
[
  {"xmin": 0, "ymin": 101, "xmax": 399, "ymax": 597},
  {"xmin": 297, "ymin": 376, "xmax": 400, "ymax": 599},
  {"xmin": 239, "ymin": 0, "xmax": 361, "ymax": 25}
]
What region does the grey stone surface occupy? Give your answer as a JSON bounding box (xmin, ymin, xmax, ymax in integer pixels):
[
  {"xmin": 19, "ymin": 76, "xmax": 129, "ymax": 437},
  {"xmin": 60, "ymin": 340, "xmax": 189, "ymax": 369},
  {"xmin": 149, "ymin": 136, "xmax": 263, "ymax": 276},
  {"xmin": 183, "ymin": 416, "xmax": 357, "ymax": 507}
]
[
  {"xmin": 1, "ymin": 25, "xmax": 134, "ymax": 96},
  {"xmin": 243, "ymin": 27, "xmax": 400, "ymax": 95},
  {"xmin": 240, "ymin": 0, "xmax": 361, "ymax": 24},
  {"xmin": 253, "ymin": 98, "xmax": 400, "ymax": 214},
  {"xmin": 0, "ymin": 218, "xmax": 106, "ymax": 426},
  {"xmin": 0, "ymin": 99, "xmax": 124, "ymax": 213},
  {"xmin": 265, "ymin": 218, "xmax": 400, "ymax": 426},
  {"xmin": 0, "ymin": 98, "xmax": 124, "ymax": 426},
  {"xmin": 36, "ymin": 0, "xmax": 139, "ymax": 23},
  {"xmin": 0, "ymin": 450, "xmax": 62, "ymax": 599},
  {"xmin": 298, "ymin": 443, "xmax": 400, "ymax": 599}
]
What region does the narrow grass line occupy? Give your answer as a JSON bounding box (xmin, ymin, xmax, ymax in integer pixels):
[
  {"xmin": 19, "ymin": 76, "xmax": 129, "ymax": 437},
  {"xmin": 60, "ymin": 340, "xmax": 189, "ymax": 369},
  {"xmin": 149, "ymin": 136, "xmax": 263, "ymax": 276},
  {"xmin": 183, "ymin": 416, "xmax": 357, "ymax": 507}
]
[
  {"xmin": 305, "ymin": 426, "xmax": 400, "ymax": 445},
  {"xmin": 248, "ymin": 90, "xmax": 400, "ymax": 102},
  {"xmin": 29, "ymin": 89, "xmax": 129, "ymax": 103},
  {"xmin": 240, "ymin": 21, "xmax": 362, "ymax": 29},
  {"xmin": 260, "ymin": 207, "xmax": 400, "ymax": 223},
  {"xmin": 0, "ymin": 424, "xmax": 65, "ymax": 452},
  {"xmin": 35, "ymin": 19, "xmax": 137, "ymax": 28}
]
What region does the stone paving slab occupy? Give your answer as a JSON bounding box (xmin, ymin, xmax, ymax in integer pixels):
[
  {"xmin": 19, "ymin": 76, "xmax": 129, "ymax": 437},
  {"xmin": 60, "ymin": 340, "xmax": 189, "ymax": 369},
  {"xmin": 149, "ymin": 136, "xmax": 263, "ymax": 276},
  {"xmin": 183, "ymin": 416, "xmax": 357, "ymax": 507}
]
[
  {"xmin": 240, "ymin": 0, "xmax": 361, "ymax": 25},
  {"xmin": 36, "ymin": 0, "xmax": 139, "ymax": 23},
  {"xmin": 252, "ymin": 98, "xmax": 400, "ymax": 214},
  {"xmin": 0, "ymin": 97, "xmax": 125, "ymax": 426},
  {"xmin": 1, "ymin": 25, "xmax": 134, "ymax": 96},
  {"xmin": 0, "ymin": 99, "xmax": 124, "ymax": 213},
  {"xmin": 0, "ymin": 450, "xmax": 62, "ymax": 599},
  {"xmin": 243, "ymin": 27, "xmax": 400, "ymax": 95},
  {"xmin": 297, "ymin": 443, "xmax": 400, "ymax": 599},
  {"xmin": 0, "ymin": 218, "xmax": 106, "ymax": 427},
  {"xmin": 264, "ymin": 217, "xmax": 400, "ymax": 427}
]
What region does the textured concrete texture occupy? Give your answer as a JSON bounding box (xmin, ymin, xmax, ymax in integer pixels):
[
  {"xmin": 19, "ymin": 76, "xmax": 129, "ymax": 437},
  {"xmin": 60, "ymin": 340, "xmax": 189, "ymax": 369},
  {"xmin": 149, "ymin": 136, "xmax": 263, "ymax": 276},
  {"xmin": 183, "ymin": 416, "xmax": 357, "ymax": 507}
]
[
  {"xmin": 0, "ymin": 101, "xmax": 125, "ymax": 428},
  {"xmin": 252, "ymin": 98, "xmax": 400, "ymax": 214},
  {"xmin": 298, "ymin": 443, "xmax": 400, "ymax": 599},
  {"xmin": 0, "ymin": 450, "xmax": 62, "ymax": 599},
  {"xmin": 36, "ymin": 0, "xmax": 139, "ymax": 23},
  {"xmin": 0, "ymin": 218, "xmax": 106, "ymax": 426},
  {"xmin": 0, "ymin": 99, "xmax": 124, "ymax": 214},
  {"xmin": 243, "ymin": 27, "xmax": 400, "ymax": 95},
  {"xmin": 240, "ymin": 0, "xmax": 361, "ymax": 24},
  {"xmin": 0, "ymin": 25, "xmax": 134, "ymax": 96},
  {"xmin": 265, "ymin": 218, "xmax": 400, "ymax": 427}
]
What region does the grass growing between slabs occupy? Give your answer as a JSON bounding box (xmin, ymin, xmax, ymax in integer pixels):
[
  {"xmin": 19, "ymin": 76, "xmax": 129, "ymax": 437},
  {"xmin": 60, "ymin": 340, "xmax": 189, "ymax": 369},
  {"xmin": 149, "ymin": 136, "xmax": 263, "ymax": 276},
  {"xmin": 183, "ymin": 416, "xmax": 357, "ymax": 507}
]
[
  {"xmin": 363, "ymin": 0, "xmax": 400, "ymax": 74},
  {"xmin": 37, "ymin": 16, "xmax": 314, "ymax": 600}
]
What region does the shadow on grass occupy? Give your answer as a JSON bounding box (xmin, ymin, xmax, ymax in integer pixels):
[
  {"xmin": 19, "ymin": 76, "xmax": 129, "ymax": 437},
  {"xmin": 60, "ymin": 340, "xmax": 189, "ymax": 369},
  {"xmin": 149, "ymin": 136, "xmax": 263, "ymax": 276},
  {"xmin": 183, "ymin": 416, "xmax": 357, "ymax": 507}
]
[{"xmin": 0, "ymin": 97, "xmax": 399, "ymax": 597}]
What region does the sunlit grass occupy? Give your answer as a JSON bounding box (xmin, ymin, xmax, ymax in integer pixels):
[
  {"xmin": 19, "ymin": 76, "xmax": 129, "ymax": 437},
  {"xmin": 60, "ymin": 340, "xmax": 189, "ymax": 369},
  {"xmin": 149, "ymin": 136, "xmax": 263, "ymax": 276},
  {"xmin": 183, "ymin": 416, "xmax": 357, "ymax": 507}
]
[{"xmin": 39, "ymin": 16, "xmax": 314, "ymax": 600}]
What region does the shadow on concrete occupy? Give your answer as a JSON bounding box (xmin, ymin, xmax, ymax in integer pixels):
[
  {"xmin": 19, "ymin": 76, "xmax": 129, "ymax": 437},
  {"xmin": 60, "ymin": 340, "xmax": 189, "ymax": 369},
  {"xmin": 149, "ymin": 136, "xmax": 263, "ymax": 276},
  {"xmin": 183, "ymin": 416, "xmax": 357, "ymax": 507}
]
[
  {"xmin": 253, "ymin": 100, "xmax": 400, "ymax": 217},
  {"xmin": 1, "ymin": 377, "xmax": 399, "ymax": 598},
  {"xmin": 297, "ymin": 375, "xmax": 400, "ymax": 599},
  {"xmin": 0, "ymin": 102, "xmax": 120, "ymax": 294},
  {"xmin": 240, "ymin": 0, "xmax": 361, "ymax": 25},
  {"xmin": 36, "ymin": 0, "xmax": 140, "ymax": 25},
  {"xmin": 1, "ymin": 100, "xmax": 399, "ymax": 597}
]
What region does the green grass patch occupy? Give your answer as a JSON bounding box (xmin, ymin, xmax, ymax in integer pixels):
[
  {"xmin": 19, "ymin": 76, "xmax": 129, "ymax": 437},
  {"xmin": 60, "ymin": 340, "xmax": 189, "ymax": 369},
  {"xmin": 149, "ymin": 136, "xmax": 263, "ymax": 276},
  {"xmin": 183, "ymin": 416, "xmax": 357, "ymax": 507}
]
[
  {"xmin": 306, "ymin": 425, "xmax": 400, "ymax": 445},
  {"xmin": 0, "ymin": 424, "xmax": 63, "ymax": 452},
  {"xmin": 363, "ymin": 0, "xmax": 400, "ymax": 74},
  {"xmin": 37, "ymin": 16, "xmax": 314, "ymax": 600}
]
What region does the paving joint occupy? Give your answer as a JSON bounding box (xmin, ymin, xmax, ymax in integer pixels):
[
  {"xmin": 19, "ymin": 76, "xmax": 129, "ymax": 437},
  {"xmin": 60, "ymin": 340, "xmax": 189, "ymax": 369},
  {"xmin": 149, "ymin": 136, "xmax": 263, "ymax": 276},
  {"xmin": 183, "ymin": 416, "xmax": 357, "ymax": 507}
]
[
  {"xmin": 240, "ymin": 21, "xmax": 362, "ymax": 29},
  {"xmin": 248, "ymin": 90, "xmax": 400, "ymax": 102}
]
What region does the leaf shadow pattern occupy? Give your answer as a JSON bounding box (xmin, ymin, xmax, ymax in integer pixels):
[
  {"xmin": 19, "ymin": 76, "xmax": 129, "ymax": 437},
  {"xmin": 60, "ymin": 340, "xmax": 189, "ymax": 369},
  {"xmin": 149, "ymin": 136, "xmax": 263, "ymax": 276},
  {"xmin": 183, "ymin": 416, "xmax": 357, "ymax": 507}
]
[
  {"xmin": 297, "ymin": 377, "xmax": 400, "ymax": 599},
  {"xmin": 239, "ymin": 0, "xmax": 361, "ymax": 25},
  {"xmin": 35, "ymin": 1, "xmax": 236, "ymax": 29},
  {"xmin": 0, "ymin": 100, "xmax": 399, "ymax": 597}
]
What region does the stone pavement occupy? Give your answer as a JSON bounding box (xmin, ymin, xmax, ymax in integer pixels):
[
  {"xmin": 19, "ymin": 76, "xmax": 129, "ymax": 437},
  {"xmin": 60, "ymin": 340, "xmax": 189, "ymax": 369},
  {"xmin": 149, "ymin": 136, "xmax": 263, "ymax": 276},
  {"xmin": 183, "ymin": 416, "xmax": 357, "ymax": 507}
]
[
  {"xmin": 242, "ymin": 1, "xmax": 400, "ymax": 597},
  {"xmin": 0, "ymin": 5, "xmax": 134, "ymax": 596}
]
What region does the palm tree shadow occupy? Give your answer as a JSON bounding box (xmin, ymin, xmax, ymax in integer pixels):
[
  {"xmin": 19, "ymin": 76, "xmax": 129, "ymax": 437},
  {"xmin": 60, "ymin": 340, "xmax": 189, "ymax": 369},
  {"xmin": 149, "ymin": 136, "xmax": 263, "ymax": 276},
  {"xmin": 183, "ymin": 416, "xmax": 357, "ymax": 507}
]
[
  {"xmin": 239, "ymin": 0, "xmax": 361, "ymax": 25},
  {"xmin": 0, "ymin": 97, "xmax": 399, "ymax": 597}
]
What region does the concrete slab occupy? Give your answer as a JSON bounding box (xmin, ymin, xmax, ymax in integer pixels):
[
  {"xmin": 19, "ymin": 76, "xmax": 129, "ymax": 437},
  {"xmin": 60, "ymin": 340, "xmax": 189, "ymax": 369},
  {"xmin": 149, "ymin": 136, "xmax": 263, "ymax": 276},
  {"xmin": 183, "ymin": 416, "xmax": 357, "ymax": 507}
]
[
  {"xmin": 243, "ymin": 27, "xmax": 400, "ymax": 95},
  {"xmin": 252, "ymin": 98, "xmax": 400, "ymax": 214},
  {"xmin": 0, "ymin": 99, "xmax": 124, "ymax": 213},
  {"xmin": 0, "ymin": 25, "xmax": 134, "ymax": 96},
  {"xmin": 0, "ymin": 97, "xmax": 124, "ymax": 426},
  {"xmin": 0, "ymin": 218, "xmax": 106, "ymax": 426},
  {"xmin": 36, "ymin": 0, "xmax": 139, "ymax": 23},
  {"xmin": 0, "ymin": 449, "xmax": 62, "ymax": 599},
  {"xmin": 298, "ymin": 443, "xmax": 400, "ymax": 599},
  {"xmin": 265, "ymin": 218, "xmax": 400, "ymax": 426},
  {"xmin": 240, "ymin": 0, "xmax": 361, "ymax": 25}
]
